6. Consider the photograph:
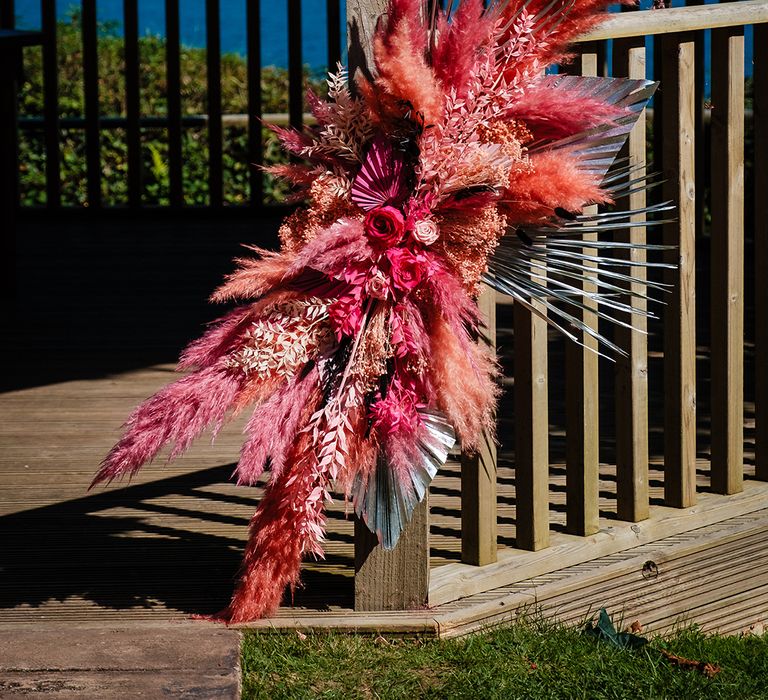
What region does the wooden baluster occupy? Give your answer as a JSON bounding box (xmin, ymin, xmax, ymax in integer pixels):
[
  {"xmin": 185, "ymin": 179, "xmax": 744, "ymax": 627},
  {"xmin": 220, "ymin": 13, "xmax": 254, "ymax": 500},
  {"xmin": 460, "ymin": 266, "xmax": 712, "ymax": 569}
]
[
  {"xmin": 348, "ymin": 0, "xmax": 430, "ymax": 611},
  {"xmin": 755, "ymin": 23, "xmax": 768, "ymax": 481},
  {"xmin": 461, "ymin": 285, "xmax": 498, "ymax": 566},
  {"xmin": 288, "ymin": 0, "xmax": 303, "ymax": 132},
  {"xmin": 41, "ymin": 0, "xmax": 60, "ymax": 208},
  {"xmin": 684, "ymin": 0, "xmax": 707, "ymax": 248},
  {"xmin": 565, "ymin": 48, "xmax": 600, "ymax": 537},
  {"xmin": 165, "ymin": 0, "xmax": 183, "ymax": 207},
  {"xmin": 710, "ymin": 24, "xmax": 745, "ymax": 494},
  {"xmin": 661, "ymin": 34, "xmax": 697, "ymax": 508},
  {"xmin": 327, "ymin": 0, "xmax": 342, "ymax": 70},
  {"xmin": 514, "ymin": 299, "xmax": 550, "ymax": 551},
  {"xmin": 612, "ymin": 37, "xmax": 650, "ymax": 522}
]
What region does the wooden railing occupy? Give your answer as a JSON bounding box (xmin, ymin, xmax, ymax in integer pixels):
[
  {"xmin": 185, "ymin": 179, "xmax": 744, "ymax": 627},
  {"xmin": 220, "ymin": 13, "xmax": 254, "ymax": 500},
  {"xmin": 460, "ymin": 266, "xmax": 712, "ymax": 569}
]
[
  {"xmin": 349, "ymin": 0, "xmax": 768, "ymax": 611},
  {"xmin": 6, "ymin": 0, "xmax": 768, "ymax": 610}
]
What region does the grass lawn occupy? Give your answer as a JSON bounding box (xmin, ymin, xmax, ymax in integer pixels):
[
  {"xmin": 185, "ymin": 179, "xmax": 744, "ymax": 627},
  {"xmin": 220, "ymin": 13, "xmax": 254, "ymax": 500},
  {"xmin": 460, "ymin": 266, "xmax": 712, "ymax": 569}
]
[{"xmin": 241, "ymin": 616, "xmax": 768, "ymax": 699}]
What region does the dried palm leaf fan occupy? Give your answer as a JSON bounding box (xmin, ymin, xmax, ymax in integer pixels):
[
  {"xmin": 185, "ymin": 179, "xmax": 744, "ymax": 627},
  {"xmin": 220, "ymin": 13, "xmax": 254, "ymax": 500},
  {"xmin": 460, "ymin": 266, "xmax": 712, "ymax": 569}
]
[{"xmin": 92, "ymin": 0, "xmax": 671, "ymax": 622}]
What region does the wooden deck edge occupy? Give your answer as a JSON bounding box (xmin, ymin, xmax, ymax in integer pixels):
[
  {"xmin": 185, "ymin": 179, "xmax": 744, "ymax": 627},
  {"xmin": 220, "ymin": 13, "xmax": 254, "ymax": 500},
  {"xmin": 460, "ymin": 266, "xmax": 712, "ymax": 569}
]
[
  {"xmin": 231, "ymin": 613, "xmax": 440, "ymax": 637},
  {"xmin": 434, "ymin": 508, "xmax": 768, "ymax": 638},
  {"xmin": 429, "ymin": 480, "xmax": 768, "ymax": 607},
  {"xmin": 229, "ymin": 505, "xmax": 768, "ymax": 639}
]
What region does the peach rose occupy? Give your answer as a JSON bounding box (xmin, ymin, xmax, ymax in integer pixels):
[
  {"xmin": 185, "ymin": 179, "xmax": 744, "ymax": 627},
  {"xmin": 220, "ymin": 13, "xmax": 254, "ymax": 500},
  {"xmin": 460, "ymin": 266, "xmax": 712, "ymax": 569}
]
[{"xmin": 412, "ymin": 218, "xmax": 439, "ymax": 246}]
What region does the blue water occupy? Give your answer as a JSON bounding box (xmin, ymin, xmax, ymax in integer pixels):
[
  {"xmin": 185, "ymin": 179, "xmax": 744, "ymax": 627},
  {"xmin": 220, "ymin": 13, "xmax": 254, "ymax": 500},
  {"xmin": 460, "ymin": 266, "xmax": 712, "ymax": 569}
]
[
  {"xmin": 15, "ymin": 0, "xmax": 348, "ymax": 71},
  {"xmin": 14, "ymin": 0, "xmax": 753, "ymax": 83}
]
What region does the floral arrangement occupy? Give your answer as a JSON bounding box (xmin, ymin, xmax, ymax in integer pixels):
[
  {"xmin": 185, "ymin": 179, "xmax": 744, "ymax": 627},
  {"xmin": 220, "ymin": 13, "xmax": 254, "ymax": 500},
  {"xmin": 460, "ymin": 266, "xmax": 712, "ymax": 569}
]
[{"xmin": 92, "ymin": 0, "xmax": 669, "ymax": 622}]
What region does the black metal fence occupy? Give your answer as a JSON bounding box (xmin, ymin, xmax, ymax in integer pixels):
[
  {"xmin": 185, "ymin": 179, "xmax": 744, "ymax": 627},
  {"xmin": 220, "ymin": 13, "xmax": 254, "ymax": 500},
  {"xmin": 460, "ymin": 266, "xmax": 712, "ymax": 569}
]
[{"xmin": 2, "ymin": 0, "xmax": 342, "ymax": 211}]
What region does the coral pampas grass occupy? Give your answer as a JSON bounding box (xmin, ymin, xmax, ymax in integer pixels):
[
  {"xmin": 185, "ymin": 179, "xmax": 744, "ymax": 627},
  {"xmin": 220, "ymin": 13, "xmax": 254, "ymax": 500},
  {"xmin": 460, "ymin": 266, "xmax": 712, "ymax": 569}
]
[
  {"xmin": 502, "ymin": 151, "xmax": 609, "ymax": 223},
  {"xmin": 428, "ymin": 314, "xmax": 498, "ymax": 451},
  {"xmin": 373, "ymin": 0, "xmax": 443, "ymax": 125}
]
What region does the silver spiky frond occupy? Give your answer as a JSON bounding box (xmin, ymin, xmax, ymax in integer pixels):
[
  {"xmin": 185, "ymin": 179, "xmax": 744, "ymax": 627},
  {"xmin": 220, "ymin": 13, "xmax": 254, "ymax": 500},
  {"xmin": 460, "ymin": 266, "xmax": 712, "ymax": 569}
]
[
  {"xmin": 486, "ymin": 194, "xmax": 675, "ymax": 357},
  {"xmin": 528, "ymin": 76, "xmax": 659, "ymax": 181},
  {"xmin": 486, "ymin": 76, "xmax": 674, "ymax": 358},
  {"xmin": 352, "ymin": 409, "xmax": 456, "ymax": 550}
]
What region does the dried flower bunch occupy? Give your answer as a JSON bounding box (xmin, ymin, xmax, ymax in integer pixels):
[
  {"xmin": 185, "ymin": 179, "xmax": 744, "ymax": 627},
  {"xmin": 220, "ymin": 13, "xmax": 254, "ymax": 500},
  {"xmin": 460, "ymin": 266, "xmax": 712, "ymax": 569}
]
[{"xmin": 93, "ymin": 0, "xmax": 671, "ymax": 622}]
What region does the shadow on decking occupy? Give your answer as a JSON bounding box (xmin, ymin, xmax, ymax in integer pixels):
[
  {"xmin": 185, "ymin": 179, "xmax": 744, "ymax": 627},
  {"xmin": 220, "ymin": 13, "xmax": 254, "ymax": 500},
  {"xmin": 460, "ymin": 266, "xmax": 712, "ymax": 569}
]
[{"xmin": 0, "ymin": 465, "xmax": 354, "ymax": 616}]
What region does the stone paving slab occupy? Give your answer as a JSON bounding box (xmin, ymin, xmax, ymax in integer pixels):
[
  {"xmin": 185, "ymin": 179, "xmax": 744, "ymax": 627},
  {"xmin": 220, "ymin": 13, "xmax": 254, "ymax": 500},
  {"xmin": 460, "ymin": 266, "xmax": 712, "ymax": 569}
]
[{"xmin": 0, "ymin": 622, "xmax": 240, "ymax": 699}]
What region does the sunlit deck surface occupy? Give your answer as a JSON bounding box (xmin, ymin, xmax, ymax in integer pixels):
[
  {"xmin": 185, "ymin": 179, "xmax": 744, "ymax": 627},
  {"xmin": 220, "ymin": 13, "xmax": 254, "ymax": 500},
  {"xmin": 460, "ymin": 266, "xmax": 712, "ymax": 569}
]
[{"xmin": 2, "ymin": 215, "xmax": 766, "ymax": 635}]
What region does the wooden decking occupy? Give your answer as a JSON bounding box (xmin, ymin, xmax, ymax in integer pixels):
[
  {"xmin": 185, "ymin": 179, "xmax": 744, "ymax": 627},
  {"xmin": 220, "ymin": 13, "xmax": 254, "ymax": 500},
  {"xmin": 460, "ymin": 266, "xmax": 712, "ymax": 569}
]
[{"xmin": 2, "ymin": 215, "xmax": 767, "ymax": 635}]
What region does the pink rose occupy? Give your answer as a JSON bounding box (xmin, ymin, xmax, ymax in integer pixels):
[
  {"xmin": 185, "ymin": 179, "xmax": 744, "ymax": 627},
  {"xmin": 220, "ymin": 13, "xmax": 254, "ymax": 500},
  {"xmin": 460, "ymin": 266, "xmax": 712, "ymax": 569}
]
[
  {"xmin": 412, "ymin": 218, "xmax": 439, "ymax": 246},
  {"xmin": 386, "ymin": 247, "xmax": 426, "ymax": 292},
  {"xmin": 364, "ymin": 206, "xmax": 405, "ymax": 247}
]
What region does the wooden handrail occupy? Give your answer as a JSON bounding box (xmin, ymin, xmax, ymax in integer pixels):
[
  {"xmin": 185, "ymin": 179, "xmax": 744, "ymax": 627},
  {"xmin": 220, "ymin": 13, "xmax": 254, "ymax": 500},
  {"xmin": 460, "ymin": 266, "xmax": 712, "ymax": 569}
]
[{"xmin": 579, "ymin": 0, "xmax": 768, "ymax": 41}]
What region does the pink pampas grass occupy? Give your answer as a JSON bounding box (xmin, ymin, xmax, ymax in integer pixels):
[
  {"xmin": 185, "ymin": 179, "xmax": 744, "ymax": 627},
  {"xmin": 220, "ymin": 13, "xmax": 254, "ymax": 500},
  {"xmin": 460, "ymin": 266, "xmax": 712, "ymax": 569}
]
[
  {"xmin": 431, "ymin": 0, "xmax": 493, "ymax": 98},
  {"xmin": 235, "ymin": 365, "xmax": 321, "ymax": 486},
  {"xmin": 506, "ymin": 86, "xmax": 625, "ymax": 141},
  {"xmin": 287, "ymin": 218, "xmax": 371, "ymax": 278},
  {"xmin": 178, "ymin": 305, "xmax": 255, "ymax": 371},
  {"xmin": 92, "ymin": 366, "xmax": 242, "ymax": 487}
]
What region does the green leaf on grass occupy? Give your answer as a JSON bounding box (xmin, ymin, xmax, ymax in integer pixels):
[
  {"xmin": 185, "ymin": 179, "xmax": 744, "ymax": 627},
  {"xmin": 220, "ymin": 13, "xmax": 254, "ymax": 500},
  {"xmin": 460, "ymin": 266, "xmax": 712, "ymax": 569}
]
[{"xmin": 584, "ymin": 608, "xmax": 649, "ymax": 650}]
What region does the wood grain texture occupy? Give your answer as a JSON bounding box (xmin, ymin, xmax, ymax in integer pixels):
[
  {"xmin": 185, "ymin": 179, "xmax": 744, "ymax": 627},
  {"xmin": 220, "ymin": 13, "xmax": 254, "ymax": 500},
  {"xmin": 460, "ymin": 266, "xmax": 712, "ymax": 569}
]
[
  {"xmin": 710, "ymin": 26, "xmax": 745, "ymax": 495},
  {"xmin": 346, "ymin": 0, "xmax": 387, "ymax": 81},
  {"xmin": 514, "ymin": 301, "xmax": 550, "ymax": 551},
  {"xmin": 755, "ymin": 23, "xmax": 768, "ymax": 481},
  {"xmin": 347, "ymin": 0, "xmax": 430, "ymax": 611},
  {"xmin": 428, "ymin": 480, "xmax": 768, "ymax": 607},
  {"xmin": 564, "ymin": 50, "xmax": 600, "ymax": 538},
  {"xmin": 661, "ymin": 35, "xmax": 697, "ymax": 509},
  {"xmin": 612, "ymin": 38, "xmax": 650, "ymax": 523},
  {"xmin": 460, "ymin": 285, "xmax": 498, "ymax": 566},
  {"xmin": 236, "ymin": 508, "xmax": 768, "ymax": 637},
  {"xmin": 354, "ymin": 499, "xmax": 430, "ymax": 611},
  {"xmin": 579, "ymin": 1, "xmax": 768, "ymax": 42}
]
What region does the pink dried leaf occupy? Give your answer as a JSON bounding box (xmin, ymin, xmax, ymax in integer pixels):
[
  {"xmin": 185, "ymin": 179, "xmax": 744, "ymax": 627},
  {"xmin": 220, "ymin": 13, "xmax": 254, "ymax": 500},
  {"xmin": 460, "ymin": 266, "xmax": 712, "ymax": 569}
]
[{"xmin": 351, "ymin": 135, "xmax": 409, "ymax": 211}]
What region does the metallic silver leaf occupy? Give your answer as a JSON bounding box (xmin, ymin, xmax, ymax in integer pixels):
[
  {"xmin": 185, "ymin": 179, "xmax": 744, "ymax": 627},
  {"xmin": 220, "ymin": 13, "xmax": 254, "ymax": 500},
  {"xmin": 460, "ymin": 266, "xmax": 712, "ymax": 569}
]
[{"xmin": 352, "ymin": 409, "xmax": 456, "ymax": 550}]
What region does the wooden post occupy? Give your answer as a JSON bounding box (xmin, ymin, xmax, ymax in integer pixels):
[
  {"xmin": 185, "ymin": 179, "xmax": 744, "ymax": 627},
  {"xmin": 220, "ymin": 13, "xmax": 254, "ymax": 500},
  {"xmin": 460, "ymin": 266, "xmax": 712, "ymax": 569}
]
[
  {"xmin": 565, "ymin": 49, "xmax": 600, "ymax": 537},
  {"xmin": 461, "ymin": 285, "xmax": 498, "ymax": 566},
  {"xmin": 347, "ymin": 0, "xmax": 387, "ymax": 81},
  {"xmin": 514, "ymin": 300, "xmax": 550, "ymax": 551},
  {"xmin": 612, "ymin": 36, "xmax": 650, "ymax": 523},
  {"xmin": 710, "ymin": 25, "xmax": 744, "ymax": 495},
  {"xmin": 756, "ymin": 23, "xmax": 768, "ymax": 482},
  {"xmin": 661, "ymin": 34, "xmax": 697, "ymax": 509},
  {"xmin": 348, "ymin": 0, "xmax": 430, "ymax": 611}
]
